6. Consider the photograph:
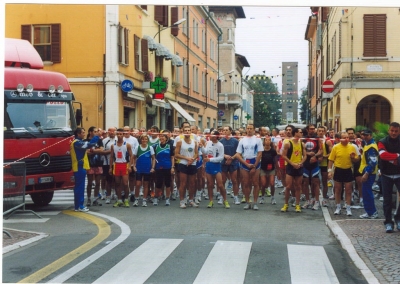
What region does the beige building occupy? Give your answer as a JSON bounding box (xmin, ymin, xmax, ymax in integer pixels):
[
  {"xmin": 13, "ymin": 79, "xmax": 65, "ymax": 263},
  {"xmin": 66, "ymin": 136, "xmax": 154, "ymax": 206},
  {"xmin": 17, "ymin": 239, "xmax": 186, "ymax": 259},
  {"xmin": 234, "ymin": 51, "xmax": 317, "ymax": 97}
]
[
  {"xmin": 172, "ymin": 6, "xmax": 221, "ymax": 130},
  {"xmin": 305, "ymin": 7, "xmax": 400, "ymax": 131},
  {"xmin": 208, "ymin": 6, "xmax": 251, "ymax": 128}
]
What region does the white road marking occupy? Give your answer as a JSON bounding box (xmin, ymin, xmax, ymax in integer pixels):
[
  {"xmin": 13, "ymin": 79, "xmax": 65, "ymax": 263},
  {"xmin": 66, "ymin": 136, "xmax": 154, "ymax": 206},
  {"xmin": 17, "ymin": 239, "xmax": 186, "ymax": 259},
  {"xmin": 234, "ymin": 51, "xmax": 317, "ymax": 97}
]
[
  {"xmin": 93, "ymin": 238, "xmax": 183, "ymax": 284},
  {"xmin": 17, "ymin": 211, "xmax": 61, "ymax": 216},
  {"xmin": 288, "ymin": 244, "xmax": 339, "ymax": 284},
  {"xmin": 193, "ymin": 240, "xmax": 252, "ymax": 284},
  {"xmin": 3, "ymin": 218, "xmax": 50, "ymax": 223}
]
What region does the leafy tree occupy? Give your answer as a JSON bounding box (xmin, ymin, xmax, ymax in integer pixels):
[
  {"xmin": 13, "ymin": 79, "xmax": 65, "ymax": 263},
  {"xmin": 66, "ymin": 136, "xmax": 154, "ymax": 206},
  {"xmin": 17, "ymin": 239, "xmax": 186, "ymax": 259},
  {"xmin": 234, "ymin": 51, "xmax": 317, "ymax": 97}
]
[
  {"xmin": 299, "ymin": 88, "xmax": 308, "ymax": 123},
  {"xmin": 351, "ymin": 121, "xmax": 388, "ymax": 141},
  {"xmin": 247, "ymin": 74, "xmax": 282, "ymax": 128}
]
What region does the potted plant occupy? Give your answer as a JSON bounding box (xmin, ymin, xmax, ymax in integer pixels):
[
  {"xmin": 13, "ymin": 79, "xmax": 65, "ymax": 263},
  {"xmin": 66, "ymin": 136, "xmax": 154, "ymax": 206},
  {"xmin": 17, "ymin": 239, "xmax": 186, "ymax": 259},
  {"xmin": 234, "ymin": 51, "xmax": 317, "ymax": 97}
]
[{"xmin": 144, "ymin": 71, "xmax": 153, "ymax": 82}]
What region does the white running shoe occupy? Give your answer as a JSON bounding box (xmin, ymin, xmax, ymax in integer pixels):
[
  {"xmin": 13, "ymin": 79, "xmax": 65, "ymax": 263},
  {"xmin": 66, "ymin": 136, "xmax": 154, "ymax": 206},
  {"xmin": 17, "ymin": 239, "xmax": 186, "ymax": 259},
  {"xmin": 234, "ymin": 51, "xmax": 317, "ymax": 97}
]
[
  {"xmin": 346, "ymin": 206, "xmax": 352, "ymax": 216},
  {"xmin": 334, "ymin": 205, "xmax": 341, "ymax": 215},
  {"xmin": 180, "ymin": 200, "xmax": 186, "ymax": 209},
  {"xmin": 312, "ymin": 201, "xmax": 320, "ymax": 210},
  {"xmin": 271, "ymin": 197, "xmax": 276, "ymax": 205}
]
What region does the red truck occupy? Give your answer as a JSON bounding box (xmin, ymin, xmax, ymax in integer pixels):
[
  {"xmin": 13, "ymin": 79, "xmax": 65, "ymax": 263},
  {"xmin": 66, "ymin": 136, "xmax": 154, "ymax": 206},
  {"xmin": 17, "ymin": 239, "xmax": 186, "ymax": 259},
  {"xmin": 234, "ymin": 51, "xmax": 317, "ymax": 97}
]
[{"xmin": 3, "ymin": 38, "xmax": 82, "ymax": 206}]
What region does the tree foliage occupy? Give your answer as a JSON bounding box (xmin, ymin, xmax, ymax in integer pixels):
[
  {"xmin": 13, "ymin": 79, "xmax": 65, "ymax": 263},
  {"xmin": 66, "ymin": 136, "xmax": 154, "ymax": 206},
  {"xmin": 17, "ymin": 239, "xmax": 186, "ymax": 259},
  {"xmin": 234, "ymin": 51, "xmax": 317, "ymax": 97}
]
[
  {"xmin": 352, "ymin": 121, "xmax": 389, "ymax": 141},
  {"xmin": 299, "ymin": 88, "xmax": 308, "ymax": 124},
  {"xmin": 247, "ymin": 74, "xmax": 282, "ymax": 128}
]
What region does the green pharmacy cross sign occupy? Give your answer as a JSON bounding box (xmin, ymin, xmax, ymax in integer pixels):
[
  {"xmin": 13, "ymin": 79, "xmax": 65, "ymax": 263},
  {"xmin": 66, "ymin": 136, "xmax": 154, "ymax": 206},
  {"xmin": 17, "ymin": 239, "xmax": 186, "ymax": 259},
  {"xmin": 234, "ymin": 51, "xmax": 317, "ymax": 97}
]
[
  {"xmin": 150, "ymin": 77, "xmax": 167, "ymax": 93},
  {"xmin": 245, "ymin": 114, "xmax": 251, "ymax": 119}
]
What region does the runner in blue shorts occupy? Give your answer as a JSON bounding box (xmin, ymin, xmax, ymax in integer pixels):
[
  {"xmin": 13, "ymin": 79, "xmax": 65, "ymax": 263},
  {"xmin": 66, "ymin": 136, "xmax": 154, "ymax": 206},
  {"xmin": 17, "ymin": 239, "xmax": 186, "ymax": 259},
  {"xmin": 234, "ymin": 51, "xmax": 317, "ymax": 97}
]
[
  {"xmin": 235, "ymin": 124, "xmax": 263, "ymax": 210},
  {"xmin": 220, "ymin": 126, "xmax": 240, "ymax": 205},
  {"xmin": 202, "ymin": 130, "xmax": 230, "ymax": 209}
]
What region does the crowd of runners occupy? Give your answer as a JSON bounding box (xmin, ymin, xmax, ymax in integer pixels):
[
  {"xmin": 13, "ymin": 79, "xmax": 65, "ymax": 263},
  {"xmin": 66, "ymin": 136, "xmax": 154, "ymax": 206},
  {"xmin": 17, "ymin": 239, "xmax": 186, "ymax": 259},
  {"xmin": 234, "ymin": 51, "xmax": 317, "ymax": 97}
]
[{"xmin": 70, "ymin": 121, "xmax": 400, "ymax": 233}]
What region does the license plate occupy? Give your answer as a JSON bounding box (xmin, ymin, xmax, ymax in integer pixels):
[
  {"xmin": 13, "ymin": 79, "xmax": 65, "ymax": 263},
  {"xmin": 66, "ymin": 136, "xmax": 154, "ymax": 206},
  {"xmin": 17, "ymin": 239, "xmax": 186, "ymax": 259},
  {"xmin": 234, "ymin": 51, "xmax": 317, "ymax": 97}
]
[{"xmin": 39, "ymin": 177, "xmax": 53, "ymax": 183}]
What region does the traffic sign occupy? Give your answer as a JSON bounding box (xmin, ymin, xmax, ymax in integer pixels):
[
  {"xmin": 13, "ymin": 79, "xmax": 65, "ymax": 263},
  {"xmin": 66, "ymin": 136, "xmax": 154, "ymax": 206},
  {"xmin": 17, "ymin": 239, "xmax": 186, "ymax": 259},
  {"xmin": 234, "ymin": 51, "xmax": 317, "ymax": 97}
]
[
  {"xmin": 233, "ymin": 115, "xmax": 239, "ymax": 120},
  {"xmin": 322, "ymin": 80, "xmax": 334, "ymax": 93},
  {"xmin": 218, "ymin": 110, "xmax": 224, "ymax": 117},
  {"xmin": 120, "ymin": 79, "xmax": 134, "ymax": 92}
]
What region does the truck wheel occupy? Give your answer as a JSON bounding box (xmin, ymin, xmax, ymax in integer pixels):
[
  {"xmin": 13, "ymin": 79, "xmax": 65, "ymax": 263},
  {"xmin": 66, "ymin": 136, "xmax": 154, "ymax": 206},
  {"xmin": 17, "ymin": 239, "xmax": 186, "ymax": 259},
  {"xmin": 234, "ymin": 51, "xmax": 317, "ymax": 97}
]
[{"xmin": 30, "ymin": 191, "xmax": 54, "ymax": 206}]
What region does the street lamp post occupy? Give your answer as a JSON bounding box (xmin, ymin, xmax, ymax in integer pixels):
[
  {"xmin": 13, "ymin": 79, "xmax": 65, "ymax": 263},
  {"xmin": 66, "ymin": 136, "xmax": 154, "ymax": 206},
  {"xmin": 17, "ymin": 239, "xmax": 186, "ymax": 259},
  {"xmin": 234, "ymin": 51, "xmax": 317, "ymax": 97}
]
[
  {"xmin": 217, "ymin": 69, "xmax": 235, "ymax": 126},
  {"xmin": 153, "ymin": 18, "xmax": 186, "ymax": 42}
]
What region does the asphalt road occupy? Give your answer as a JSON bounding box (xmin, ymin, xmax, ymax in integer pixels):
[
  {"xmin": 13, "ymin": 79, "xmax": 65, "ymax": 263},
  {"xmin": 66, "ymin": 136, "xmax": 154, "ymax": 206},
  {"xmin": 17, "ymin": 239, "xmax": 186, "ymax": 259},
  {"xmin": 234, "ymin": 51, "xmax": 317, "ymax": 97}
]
[{"xmin": 2, "ymin": 190, "xmax": 367, "ymax": 283}]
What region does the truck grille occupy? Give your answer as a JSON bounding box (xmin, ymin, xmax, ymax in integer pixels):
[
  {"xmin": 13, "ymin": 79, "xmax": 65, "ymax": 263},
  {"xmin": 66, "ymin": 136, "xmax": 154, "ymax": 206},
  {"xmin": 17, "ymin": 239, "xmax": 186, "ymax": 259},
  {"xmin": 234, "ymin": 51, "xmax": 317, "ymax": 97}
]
[{"xmin": 4, "ymin": 156, "xmax": 72, "ymax": 175}]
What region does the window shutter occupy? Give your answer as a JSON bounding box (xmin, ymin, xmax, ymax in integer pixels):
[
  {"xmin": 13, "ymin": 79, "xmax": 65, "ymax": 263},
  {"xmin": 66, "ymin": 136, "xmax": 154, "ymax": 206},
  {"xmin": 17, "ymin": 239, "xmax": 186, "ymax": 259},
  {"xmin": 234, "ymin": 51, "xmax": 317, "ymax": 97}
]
[
  {"xmin": 21, "ymin": 25, "xmax": 31, "ymax": 42},
  {"xmin": 124, "ymin": 28, "xmax": 129, "ymax": 65},
  {"xmin": 171, "ymin": 7, "xmax": 179, "ymax": 36},
  {"xmin": 141, "ymin": 38, "xmax": 148, "ymax": 72},
  {"xmin": 118, "ymin": 26, "xmax": 122, "ymax": 63},
  {"xmin": 155, "ymin": 5, "xmax": 168, "ymax": 27},
  {"xmin": 375, "ymin": 14, "xmax": 386, "ymax": 57},
  {"xmin": 322, "ymin": 7, "xmax": 329, "ymax": 22},
  {"xmin": 51, "ymin": 24, "xmax": 61, "ymax": 63},
  {"xmin": 364, "ymin": 14, "xmax": 386, "ymax": 57},
  {"xmin": 134, "ymin": 35, "xmax": 139, "ymax": 71}
]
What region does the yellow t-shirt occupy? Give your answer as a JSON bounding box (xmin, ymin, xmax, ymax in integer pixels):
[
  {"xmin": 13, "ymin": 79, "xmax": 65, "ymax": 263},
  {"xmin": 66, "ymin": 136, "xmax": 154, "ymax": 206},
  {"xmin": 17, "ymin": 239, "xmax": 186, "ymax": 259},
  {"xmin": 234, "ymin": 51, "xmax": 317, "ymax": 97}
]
[
  {"xmin": 320, "ymin": 139, "xmax": 329, "ymax": 167},
  {"xmin": 328, "ymin": 143, "xmax": 356, "ymax": 169},
  {"xmin": 288, "ymin": 140, "xmax": 303, "ymax": 164}
]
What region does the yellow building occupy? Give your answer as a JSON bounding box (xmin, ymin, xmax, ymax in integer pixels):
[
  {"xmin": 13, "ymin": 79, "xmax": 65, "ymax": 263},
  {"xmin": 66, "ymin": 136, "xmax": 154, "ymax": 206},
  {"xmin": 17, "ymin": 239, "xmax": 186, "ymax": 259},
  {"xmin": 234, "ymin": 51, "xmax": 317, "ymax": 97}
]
[
  {"xmin": 305, "ymin": 7, "xmax": 400, "ymax": 131},
  {"xmin": 304, "ymin": 11, "xmax": 318, "ymax": 124},
  {"xmin": 5, "ymin": 4, "xmax": 150, "ymax": 129}
]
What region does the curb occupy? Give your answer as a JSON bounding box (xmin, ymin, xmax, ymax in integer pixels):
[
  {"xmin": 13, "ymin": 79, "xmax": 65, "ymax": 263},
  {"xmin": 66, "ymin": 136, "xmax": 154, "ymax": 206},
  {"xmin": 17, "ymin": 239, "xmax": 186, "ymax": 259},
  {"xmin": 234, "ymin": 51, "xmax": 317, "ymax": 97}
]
[
  {"xmin": 3, "ymin": 228, "xmax": 48, "ymax": 254},
  {"xmin": 321, "ymin": 206, "xmax": 380, "ymax": 284}
]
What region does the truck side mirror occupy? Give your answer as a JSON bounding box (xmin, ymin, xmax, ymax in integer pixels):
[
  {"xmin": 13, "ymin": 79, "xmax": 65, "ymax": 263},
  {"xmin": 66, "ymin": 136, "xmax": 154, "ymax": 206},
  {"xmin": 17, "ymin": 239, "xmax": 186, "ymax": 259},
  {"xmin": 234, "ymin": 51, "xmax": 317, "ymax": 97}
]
[{"xmin": 76, "ymin": 109, "xmax": 82, "ymax": 126}]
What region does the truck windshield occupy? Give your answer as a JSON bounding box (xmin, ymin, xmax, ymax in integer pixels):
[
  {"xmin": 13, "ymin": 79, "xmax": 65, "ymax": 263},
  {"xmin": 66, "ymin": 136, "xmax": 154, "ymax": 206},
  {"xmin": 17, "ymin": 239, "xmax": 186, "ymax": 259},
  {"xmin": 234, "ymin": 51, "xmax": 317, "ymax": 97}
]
[{"xmin": 5, "ymin": 101, "xmax": 73, "ymax": 132}]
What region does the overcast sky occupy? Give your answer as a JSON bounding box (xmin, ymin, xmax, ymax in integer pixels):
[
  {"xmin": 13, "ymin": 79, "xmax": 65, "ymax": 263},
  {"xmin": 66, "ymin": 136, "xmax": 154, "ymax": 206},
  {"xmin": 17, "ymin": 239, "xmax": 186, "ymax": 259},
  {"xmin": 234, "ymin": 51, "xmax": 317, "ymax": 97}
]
[{"xmin": 235, "ymin": 6, "xmax": 311, "ymax": 93}]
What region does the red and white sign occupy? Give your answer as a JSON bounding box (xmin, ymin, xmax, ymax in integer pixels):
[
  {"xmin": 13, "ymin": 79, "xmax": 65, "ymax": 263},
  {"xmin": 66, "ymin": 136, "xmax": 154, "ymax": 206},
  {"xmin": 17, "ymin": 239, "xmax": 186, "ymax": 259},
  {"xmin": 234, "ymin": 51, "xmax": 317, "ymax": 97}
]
[{"xmin": 322, "ymin": 80, "xmax": 334, "ymax": 93}]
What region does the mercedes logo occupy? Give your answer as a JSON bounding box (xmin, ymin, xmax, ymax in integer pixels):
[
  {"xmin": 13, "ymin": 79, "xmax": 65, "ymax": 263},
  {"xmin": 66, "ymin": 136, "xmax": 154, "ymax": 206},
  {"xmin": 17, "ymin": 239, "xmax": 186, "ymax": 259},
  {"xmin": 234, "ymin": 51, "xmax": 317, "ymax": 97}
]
[{"xmin": 39, "ymin": 153, "xmax": 51, "ymax": 167}]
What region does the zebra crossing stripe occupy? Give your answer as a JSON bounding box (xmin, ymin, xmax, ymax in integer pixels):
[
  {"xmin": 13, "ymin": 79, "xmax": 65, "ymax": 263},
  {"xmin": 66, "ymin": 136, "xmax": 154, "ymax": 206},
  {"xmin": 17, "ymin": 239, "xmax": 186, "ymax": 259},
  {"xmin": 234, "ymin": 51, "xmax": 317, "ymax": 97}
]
[
  {"xmin": 3, "ymin": 218, "xmax": 50, "ymax": 223},
  {"xmin": 193, "ymin": 241, "xmax": 252, "ymax": 284},
  {"xmin": 288, "ymin": 244, "xmax": 339, "ymax": 284},
  {"xmin": 93, "ymin": 238, "xmax": 183, "ymax": 284}
]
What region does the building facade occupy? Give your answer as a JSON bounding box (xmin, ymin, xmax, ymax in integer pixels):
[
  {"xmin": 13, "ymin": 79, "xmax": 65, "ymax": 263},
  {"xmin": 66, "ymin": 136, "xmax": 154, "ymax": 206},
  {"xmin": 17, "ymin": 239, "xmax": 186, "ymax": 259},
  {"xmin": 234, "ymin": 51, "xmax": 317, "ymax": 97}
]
[
  {"xmin": 281, "ymin": 62, "xmax": 299, "ymax": 123},
  {"xmin": 305, "ymin": 7, "xmax": 400, "ymax": 131},
  {"xmin": 5, "ymin": 4, "xmax": 233, "ymax": 131},
  {"xmin": 208, "ymin": 6, "xmax": 251, "ymax": 128}
]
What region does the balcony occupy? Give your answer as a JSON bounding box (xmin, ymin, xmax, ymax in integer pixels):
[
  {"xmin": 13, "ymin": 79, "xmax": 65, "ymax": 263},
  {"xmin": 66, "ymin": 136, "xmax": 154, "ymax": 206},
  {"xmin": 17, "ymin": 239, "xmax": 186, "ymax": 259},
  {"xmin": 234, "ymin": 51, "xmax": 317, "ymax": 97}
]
[{"xmin": 218, "ymin": 93, "xmax": 242, "ymax": 109}]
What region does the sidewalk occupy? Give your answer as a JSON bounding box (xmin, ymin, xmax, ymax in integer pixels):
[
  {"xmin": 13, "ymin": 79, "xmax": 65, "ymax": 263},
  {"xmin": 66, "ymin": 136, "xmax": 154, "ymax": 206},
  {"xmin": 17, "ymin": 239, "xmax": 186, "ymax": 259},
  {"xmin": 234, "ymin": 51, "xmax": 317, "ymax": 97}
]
[{"xmin": 324, "ymin": 195, "xmax": 400, "ymax": 284}]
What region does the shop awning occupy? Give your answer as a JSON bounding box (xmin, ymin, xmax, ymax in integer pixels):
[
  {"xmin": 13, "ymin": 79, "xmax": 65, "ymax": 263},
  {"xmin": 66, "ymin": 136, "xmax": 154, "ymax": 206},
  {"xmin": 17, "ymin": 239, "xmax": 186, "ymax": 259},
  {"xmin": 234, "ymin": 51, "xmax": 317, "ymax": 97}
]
[
  {"xmin": 152, "ymin": 99, "xmax": 167, "ymax": 108},
  {"xmin": 127, "ymin": 90, "xmax": 145, "ymax": 101},
  {"xmin": 172, "ymin": 54, "xmax": 183, "ymax": 67},
  {"xmin": 167, "ymin": 99, "xmax": 196, "ymax": 122}
]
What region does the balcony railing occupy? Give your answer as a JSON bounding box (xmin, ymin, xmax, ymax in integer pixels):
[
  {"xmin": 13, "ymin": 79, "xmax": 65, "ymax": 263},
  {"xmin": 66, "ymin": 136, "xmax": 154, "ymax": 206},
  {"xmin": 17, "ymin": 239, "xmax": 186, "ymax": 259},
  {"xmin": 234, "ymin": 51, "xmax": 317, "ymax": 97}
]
[{"xmin": 218, "ymin": 93, "xmax": 242, "ymax": 106}]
